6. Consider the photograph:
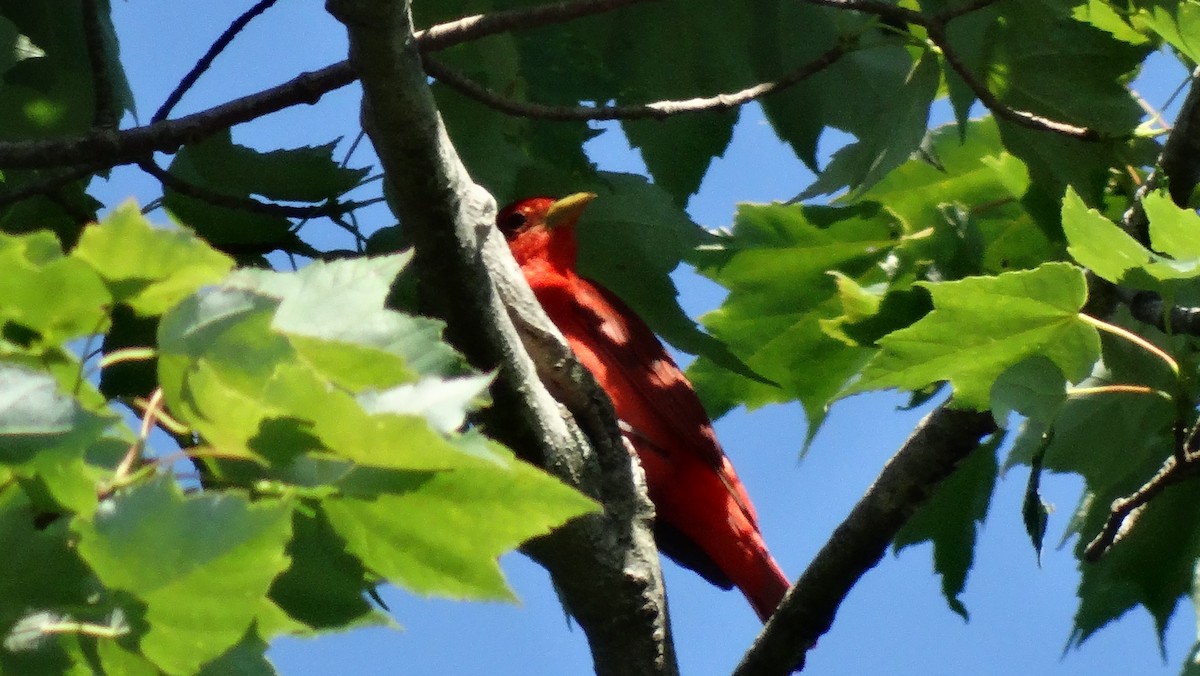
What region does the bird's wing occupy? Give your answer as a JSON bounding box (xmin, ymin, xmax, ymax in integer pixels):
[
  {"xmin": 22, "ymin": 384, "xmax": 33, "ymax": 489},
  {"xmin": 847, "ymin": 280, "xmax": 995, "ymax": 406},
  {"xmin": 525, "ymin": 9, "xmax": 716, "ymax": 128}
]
[{"xmin": 539, "ymin": 274, "xmax": 760, "ymax": 527}]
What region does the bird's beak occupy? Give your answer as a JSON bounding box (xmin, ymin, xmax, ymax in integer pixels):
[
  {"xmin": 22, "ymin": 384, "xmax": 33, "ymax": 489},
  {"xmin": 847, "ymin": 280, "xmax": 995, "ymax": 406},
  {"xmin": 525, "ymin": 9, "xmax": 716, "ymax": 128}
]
[{"xmin": 544, "ymin": 192, "xmax": 597, "ymax": 230}]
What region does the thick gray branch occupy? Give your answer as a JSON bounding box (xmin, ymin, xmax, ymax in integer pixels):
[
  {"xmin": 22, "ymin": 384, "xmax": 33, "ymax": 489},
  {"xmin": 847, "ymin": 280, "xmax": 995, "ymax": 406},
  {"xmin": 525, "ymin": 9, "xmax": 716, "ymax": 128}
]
[
  {"xmin": 734, "ymin": 405, "xmax": 997, "ymax": 674},
  {"xmin": 1121, "ymin": 67, "xmax": 1200, "ymax": 243},
  {"xmin": 323, "ymin": 1, "xmax": 676, "ymax": 673}
]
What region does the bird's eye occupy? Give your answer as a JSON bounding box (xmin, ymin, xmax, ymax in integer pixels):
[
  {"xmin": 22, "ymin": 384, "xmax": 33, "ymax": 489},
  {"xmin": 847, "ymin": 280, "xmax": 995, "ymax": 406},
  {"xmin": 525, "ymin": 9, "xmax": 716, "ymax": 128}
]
[{"xmin": 499, "ymin": 211, "xmax": 528, "ymax": 235}]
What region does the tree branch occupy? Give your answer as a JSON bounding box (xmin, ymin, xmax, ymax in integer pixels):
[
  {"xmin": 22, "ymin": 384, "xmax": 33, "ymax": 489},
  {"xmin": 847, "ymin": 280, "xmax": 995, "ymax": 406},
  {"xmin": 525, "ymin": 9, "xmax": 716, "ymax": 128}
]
[
  {"xmin": 0, "ymin": 61, "xmax": 356, "ymax": 170},
  {"xmin": 152, "ymin": 0, "xmax": 281, "ymax": 123},
  {"xmin": 0, "ymin": 0, "xmax": 658, "ymax": 171},
  {"xmin": 1082, "ymin": 442, "xmax": 1200, "ymax": 561},
  {"xmin": 418, "ymin": 0, "xmax": 660, "ymax": 52},
  {"xmin": 324, "ymin": 0, "xmax": 677, "ymax": 673},
  {"xmin": 792, "ymin": 0, "xmax": 1097, "ymax": 140},
  {"xmin": 733, "ymin": 404, "xmax": 997, "ymax": 675},
  {"xmin": 423, "ymin": 43, "xmax": 848, "ymax": 121},
  {"xmin": 135, "ymin": 157, "xmax": 356, "ymax": 220},
  {"xmin": 927, "ymin": 22, "xmax": 1094, "ymax": 139},
  {"xmin": 1095, "ymin": 68, "xmax": 1200, "ymax": 334}
]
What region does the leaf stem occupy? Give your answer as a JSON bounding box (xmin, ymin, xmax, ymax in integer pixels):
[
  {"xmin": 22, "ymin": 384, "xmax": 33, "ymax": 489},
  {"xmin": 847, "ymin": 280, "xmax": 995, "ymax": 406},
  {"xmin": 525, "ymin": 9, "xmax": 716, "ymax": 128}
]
[
  {"xmin": 1079, "ymin": 313, "xmax": 1180, "ymax": 376},
  {"xmin": 97, "ymin": 346, "xmax": 157, "ymax": 369},
  {"xmin": 1067, "ymin": 384, "xmax": 1172, "ymax": 400}
]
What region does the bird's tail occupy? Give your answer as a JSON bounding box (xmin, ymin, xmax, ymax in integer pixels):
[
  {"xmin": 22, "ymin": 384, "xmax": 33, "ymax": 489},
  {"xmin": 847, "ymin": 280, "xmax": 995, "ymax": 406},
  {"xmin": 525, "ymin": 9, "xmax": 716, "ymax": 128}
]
[{"xmin": 743, "ymin": 549, "xmax": 790, "ymax": 622}]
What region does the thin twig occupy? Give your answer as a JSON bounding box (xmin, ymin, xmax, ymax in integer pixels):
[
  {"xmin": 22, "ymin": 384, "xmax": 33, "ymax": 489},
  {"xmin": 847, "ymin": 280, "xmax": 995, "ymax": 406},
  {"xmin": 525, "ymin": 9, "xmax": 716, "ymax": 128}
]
[
  {"xmin": 112, "ymin": 388, "xmax": 164, "ymax": 482},
  {"xmin": 925, "ymin": 24, "xmax": 1095, "ymax": 139},
  {"xmin": 136, "ymin": 157, "xmax": 355, "ymax": 219},
  {"xmin": 1083, "ymin": 446, "xmax": 1200, "ymax": 560},
  {"xmin": 0, "ymin": 0, "xmax": 659, "ymax": 170},
  {"xmin": 153, "ymin": 0, "xmax": 281, "ymax": 122},
  {"xmin": 934, "ymin": 0, "xmax": 1005, "ymax": 22},
  {"xmin": 418, "ymin": 0, "xmax": 661, "ymax": 51},
  {"xmin": 790, "ymin": 0, "xmax": 1095, "ymax": 139},
  {"xmin": 0, "ymin": 61, "xmax": 356, "ymax": 170},
  {"xmin": 0, "ymin": 165, "xmax": 101, "ymax": 209},
  {"xmin": 424, "ymin": 44, "xmax": 848, "ymax": 121}
]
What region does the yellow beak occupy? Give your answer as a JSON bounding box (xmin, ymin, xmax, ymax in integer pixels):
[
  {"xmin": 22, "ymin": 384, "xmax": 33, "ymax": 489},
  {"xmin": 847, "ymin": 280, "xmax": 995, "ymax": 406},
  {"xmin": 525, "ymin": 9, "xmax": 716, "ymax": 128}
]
[{"xmin": 543, "ymin": 192, "xmax": 597, "ymax": 230}]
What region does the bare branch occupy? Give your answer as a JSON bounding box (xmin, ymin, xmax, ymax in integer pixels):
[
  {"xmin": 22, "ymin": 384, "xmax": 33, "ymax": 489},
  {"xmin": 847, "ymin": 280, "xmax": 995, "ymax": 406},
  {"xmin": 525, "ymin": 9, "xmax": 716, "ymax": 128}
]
[
  {"xmin": 325, "ymin": 0, "xmax": 677, "ymax": 673},
  {"xmin": 734, "ymin": 405, "xmax": 997, "ymax": 675},
  {"xmin": 419, "ymin": 0, "xmax": 661, "ymax": 51},
  {"xmin": 1122, "ymin": 290, "xmax": 1200, "ymax": 337},
  {"xmin": 0, "ymin": 165, "xmax": 101, "ymax": 209},
  {"xmin": 1083, "ymin": 430, "xmax": 1200, "ymax": 560},
  {"xmin": 793, "ymin": 0, "xmax": 1097, "ymax": 140},
  {"xmin": 0, "ymin": 0, "xmax": 657, "ymax": 171},
  {"xmin": 0, "ymin": 61, "xmax": 356, "ymax": 170},
  {"xmin": 934, "ymin": 0, "xmax": 1006, "ymax": 23},
  {"xmin": 153, "ymin": 0, "xmax": 281, "ymax": 122},
  {"xmin": 425, "ymin": 43, "xmax": 847, "ymax": 121},
  {"xmin": 135, "ymin": 157, "xmax": 353, "ymax": 220},
  {"xmin": 925, "ymin": 24, "xmax": 1095, "ymax": 139}
]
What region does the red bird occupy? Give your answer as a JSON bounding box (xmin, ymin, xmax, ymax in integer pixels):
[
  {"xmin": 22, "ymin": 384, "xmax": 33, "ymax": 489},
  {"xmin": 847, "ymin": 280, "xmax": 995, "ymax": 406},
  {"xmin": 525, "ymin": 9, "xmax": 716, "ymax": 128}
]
[{"xmin": 498, "ymin": 193, "xmax": 789, "ymax": 621}]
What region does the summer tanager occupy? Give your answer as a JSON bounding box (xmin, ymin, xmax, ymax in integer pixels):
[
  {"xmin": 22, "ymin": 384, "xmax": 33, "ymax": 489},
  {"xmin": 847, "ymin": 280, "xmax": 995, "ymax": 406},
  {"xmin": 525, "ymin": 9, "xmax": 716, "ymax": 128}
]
[{"xmin": 498, "ymin": 192, "xmax": 789, "ymax": 621}]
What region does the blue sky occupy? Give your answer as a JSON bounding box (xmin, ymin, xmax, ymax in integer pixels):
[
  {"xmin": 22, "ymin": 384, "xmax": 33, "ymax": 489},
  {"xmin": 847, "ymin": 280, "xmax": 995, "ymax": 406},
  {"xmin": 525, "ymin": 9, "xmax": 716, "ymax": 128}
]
[{"xmin": 94, "ymin": 3, "xmax": 1194, "ymax": 674}]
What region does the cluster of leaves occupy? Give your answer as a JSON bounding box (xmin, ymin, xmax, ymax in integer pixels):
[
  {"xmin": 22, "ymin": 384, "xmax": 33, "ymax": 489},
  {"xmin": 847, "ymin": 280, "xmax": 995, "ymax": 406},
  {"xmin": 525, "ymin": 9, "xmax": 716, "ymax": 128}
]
[
  {"xmin": 417, "ymin": 0, "xmax": 1200, "ymax": 664},
  {"xmin": 0, "ymin": 206, "xmax": 595, "ymax": 673},
  {"xmin": 4, "ymin": 0, "xmax": 1200, "ymax": 672}
]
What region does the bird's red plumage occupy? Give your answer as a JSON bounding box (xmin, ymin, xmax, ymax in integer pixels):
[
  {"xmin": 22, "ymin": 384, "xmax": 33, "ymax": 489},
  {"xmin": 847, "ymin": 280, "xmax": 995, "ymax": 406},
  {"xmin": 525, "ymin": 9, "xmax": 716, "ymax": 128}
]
[{"xmin": 498, "ymin": 195, "xmax": 789, "ymax": 621}]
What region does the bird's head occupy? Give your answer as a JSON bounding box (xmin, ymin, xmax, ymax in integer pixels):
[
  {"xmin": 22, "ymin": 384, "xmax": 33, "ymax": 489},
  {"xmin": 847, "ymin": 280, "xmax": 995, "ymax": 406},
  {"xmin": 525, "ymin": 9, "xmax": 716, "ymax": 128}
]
[{"xmin": 497, "ymin": 192, "xmax": 596, "ymax": 268}]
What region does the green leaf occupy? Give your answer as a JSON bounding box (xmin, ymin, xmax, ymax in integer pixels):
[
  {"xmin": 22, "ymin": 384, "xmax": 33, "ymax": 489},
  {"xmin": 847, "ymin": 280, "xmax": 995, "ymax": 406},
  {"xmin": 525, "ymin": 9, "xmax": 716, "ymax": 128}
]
[
  {"xmin": 73, "ymin": 478, "xmax": 292, "ymax": 676},
  {"xmin": 577, "ymin": 174, "xmax": 763, "ymax": 378},
  {"xmin": 0, "ymin": 1, "xmax": 133, "ymax": 139},
  {"xmin": 0, "ymin": 17, "xmax": 31, "ymax": 78},
  {"xmin": 72, "ymin": 202, "xmax": 234, "ymax": 315},
  {"xmin": 614, "ymin": 0, "xmax": 751, "ymax": 203},
  {"xmin": 0, "ymin": 230, "xmax": 110, "ymax": 347},
  {"xmin": 0, "ymin": 486, "xmax": 96, "ymax": 676},
  {"xmin": 1072, "ymin": 0, "xmax": 1150, "ymax": 46},
  {"xmin": 688, "ymin": 202, "xmax": 902, "ymax": 439},
  {"xmin": 98, "ymin": 305, "xmax": 159, "ymax": 401},
  {"xmin": 820, "ymin": 276, "xmax": 933, "ymax": 348},
  {"xmin": 1021, "ymin": 440, "xmax": 1050, "ymax": 564},
  {"xmin": 196, "ymin": 633, "xmax": 276, "ymax": 676},
  {"xmin": 749, "ymin": 5, "xmax": 909, "ymax": 172},
  {"xmin": 989, "ymin": 356, "xmax": 1069, "ymax": 430},
  {"xmin": 324, "ymin": 443, "xmax": 597, "ymax": 600},
  {"xmin": 267, "ymin": 511, "xmax": 378, "ymax": 631},
  {"xmin": 357, "ymin": 374, "xmax": 493, "ymax": 435},
  {"xmin": 1062, "ymin": 187, "xmax": 1200, "ymax": 288},
  {"xmin": 1135, "ymin": 0, "xmax": 1200, "ymax": 64},
  {"xmin": 224, "ymin": 254, "xmax": 465, "ymax": 384},
  {"xmin": 1072, "ymin": 485, "xmax": 1200, "ymax": 648},
  {"xmin": 858, "ymin": 119, "xmax": 1051, "ymax": 277},
  {"xmin": 847, "ymin": 263, "xmax": 1100, "ymax": 409},
  {"xmin": 0, "ymin": 361, "xmax": 111, "ymax": 514},
  {"xmin": 168, "ymin": 131, "xmax": 365, "ymax": 204},
  {"xmin": 156, "ymin": 270, "xmax": 494, "ymax": 472},
  {"xmin": 162, "ymin": 131, "xmax": 364, "ymax": 253},
  {"xmin": 0, "ymin": 172, "xmax": 101, "ymax": 248},
  {"xmin": 894, "ymin": 435, "xmax": 1000, "ymax": 619},
  {"xmin": 96, "ymin": 639, "xmax": 161, "ymax": 676},
  {"xmin": 1007, "ymin": 325, "xmax": 1176, "ymax": 492},
  {"xmin": 1142, "ymin": 190, "xmax": 1200, "ymax": 260},
  {"xmin": 798, "ymin": 50, "xmax": 939, "ymax": 199}
]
